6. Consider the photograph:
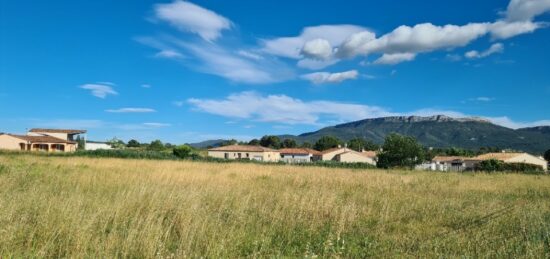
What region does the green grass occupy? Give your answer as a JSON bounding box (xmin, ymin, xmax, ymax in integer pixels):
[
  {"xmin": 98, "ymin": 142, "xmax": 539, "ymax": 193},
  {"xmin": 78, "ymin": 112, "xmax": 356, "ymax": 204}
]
[{"xmin": 1, "ymin": 154, "xmax": 549, "ymax": 257}]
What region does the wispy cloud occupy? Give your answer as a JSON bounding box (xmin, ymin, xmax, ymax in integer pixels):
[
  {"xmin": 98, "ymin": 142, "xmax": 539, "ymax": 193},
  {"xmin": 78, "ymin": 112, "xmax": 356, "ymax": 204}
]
[
  {"xmin": 141, "ymin": 84, "xmax": 152, "ymax": 88},
  {"xmin": 154, "ymin": 0, "xmax": 232, "ymax": 42},
  {"xmin": 187, "ymin": 91, "xmax": 550, "ymax": 129},
  {"xmin": 465, "ymin": 43, "xmax": 504, "ymax": 59},
  {"xmin": 301, "ymin": 70, "xmax": 358, "ymax": 84},
  {"xmin": 142, "ymin": 122, "xmax": 171, "ymax": 128},
  {"xmin": 80, "ymin": 83, "xmax": 118, "ymax": 99},
  {"xmin": 105, "ymin": 108, "xmax": 156, "ymax": 113},
  {"xmin": 154, "ymin": 49, "xmax": 184, "ymax": 59}
]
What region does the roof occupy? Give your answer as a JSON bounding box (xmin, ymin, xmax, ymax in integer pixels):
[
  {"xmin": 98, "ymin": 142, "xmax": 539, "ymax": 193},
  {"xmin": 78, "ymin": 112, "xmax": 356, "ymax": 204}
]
[
  {"xmin": 474, "ymin": 152, "xmax": 526, "ymax": 161},
  {"xmin": 208, "ymin": 145, "xmax": 278, "ymax": 152},
  {"xmin": 432, "ymin": 156, "xmax": 475, "ymax": 162},
  {"xmin": 321, "ymin": 147, "xmax": 347, "ymax": 155},
  {"xmin": 279, "ymin": 148, "xmax": 321, "ymax": 155},
  {"xmin": 29, "ymin": 128, "xmax": 87, "ymax": 134},
  {"xmin": 362, "ymin": 151, "xmax": 378, "ymax": 158},
  {"xmin": 5, "ymin": 134, "xmax": 76, "ymax": 144}
]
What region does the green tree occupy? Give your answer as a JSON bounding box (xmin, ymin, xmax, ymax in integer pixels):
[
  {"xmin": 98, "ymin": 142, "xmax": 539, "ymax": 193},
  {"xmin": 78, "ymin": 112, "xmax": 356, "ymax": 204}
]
[
  {"xmin": 127, "ymin": 139, "xmax": 140, "ymax": 148},
  {"xmin": 314, "ymin": 136, "xmax": 341, "ymax": 151},
  {"xmin": 282, "ymin": 139, "xmax": 297, "ymax": 148},
  {"xmin": 346, "ymin": 138, "xmax": 379, "ymax": 152},
  {"xmin": 76, "ymin": 135, "xmax": 86, "ymax": 150},
  {"xmin": 248, "ymin": 139, "xmax": 260, "ymax": 146},
  {"xmin": 221, "ymin": 139, "xmax": 238, "ymax": 146},
  {"xmin": 377, "ymin": 134, "xmax": 425, "ymax": 169},
  {"xmin": 544, "ymin": 149, "xmax": 550, "ymax": 162},
  {"xmin": 147, "ymin": 140, "xmax": 164, "ymax": 151},
  {"xmin": 108, "ymin": 138, "xmax": 126, "ymax": 149},
  {"xmin": 301, "ymin": 142, "xmax": 313, "ymax": 148},
  {"xmin": 260, "ymin": 135, "xmax": 281, "ymax": 149},
  {"xmin": 173, "ymin": 145, "xmax": 195, "ymax": 159}
]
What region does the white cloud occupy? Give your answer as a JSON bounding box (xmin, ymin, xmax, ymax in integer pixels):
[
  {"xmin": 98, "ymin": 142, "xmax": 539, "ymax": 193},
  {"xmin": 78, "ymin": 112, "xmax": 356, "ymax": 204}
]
[
  {"xmin": 465, "ymin": 43, "xmax": 504, "ymax": 59},
  {"xmin": 155, "ymin": 49, "xmax": 184, "ymax": 59},
  {"xmin": 188, "ymin": 91, "xmax": 393, "ymax": 125},
  {"xmin": 187, "ymin": 92, "xmax": 550, "ymax": 129},
  {"xmin": 143, "ymin": 122, "xmax": 171, "ymax": 128},
  {"xmin": 154, "ymin": 0, "xmax": 232, "ymax": 41},
  {"xmin": 471, "ymin": 97, "xmax": 495, "ymax": 102},
  {"xmin": 301, "ymin": 38, "xmax": 333, "ymax": 60},
  {"xmin": 301, "ymin": 70, "xmax": 359, "ymax": 84},
  {"xmin": 505, "ymin": 0, "xmax": 550, "ymax": 22},
  {"xmin": 261, "ymin": 24, "xmax": 367, "ymax": 59},
  {"xmin": 373, "ymin": 52, "xmax": 416, "ymax": 65},
  {"xmin": 490, "ymin": 20, "xmax": 542, "ymax": 39},
  {"xmin": 80, "ymin": 83, "xmax": 118, "ymax": 99},
  {"xmin": 105, "ymin": 108, "xmax": 157, "ymax": 113},
  {"xmin": 236, "ymin": 50, "xmax": 264, "ymax": 60}
]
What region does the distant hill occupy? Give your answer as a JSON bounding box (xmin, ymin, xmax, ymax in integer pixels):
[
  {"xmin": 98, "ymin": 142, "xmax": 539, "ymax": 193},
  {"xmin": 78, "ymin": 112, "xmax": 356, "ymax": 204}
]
[
  {"xmin": 280, "ymin": 115, "xmax": 550, "ymax": 154},
  {"xmin": 188, "ymin": 139, "xmax": 226, "ymax": 149}
]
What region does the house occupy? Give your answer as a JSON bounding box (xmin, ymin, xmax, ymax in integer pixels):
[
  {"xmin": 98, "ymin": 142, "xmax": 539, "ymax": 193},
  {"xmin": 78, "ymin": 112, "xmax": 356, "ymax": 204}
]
[
  {"xmin": 418, "ymin": 156, "xmax": 479, "ymax": 172},
  {"xmin": 208, "ymin": 145, "xmax": 280, "ymax": 162},
  {"xmin": 279, "ymin": 148, "xmax": 322, "ymax": 163},
  {"xmin": 27, "ymin": 128, "xmax": 86, "ymax": 142},
  {"xmin": 474, "ymin": 152, "xmax": 547, "ymax": 171},
  {"xmin": 85, "ymin": 141, "xmax": 113, "ymax": 151},
  {"xmin": 321, "ymin": 147, "xmax": 377, "ymax": 165},
  {"xmin": 0, "ymin": 133, "xmax": 78, "ymax": 152}
]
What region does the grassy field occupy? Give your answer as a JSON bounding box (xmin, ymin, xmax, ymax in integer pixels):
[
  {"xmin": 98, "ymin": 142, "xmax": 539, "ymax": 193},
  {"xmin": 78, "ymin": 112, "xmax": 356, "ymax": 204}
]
[{"xmin": 1, "ymin": 154, "xmax": 549, "ymax": 257}]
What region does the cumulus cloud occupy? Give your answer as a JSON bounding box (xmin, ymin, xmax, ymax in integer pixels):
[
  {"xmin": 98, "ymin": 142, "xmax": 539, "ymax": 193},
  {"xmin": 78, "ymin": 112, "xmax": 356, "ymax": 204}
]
[
  {"xmin": 261, "ymin": 24, "xmax": 367, "ymax": 59},
  {"xmin": 301, "ymin": 39, "xmax": 333, "ymax": 60},
  {"xmin": 465, "ymin": 43, "xmax": 504, "ymax": 59},
  {"xmin": 188, "ymin": 91, "xmax": 393, "ymax": 125},
  {"xmin": 373, "ymin": 53, "xmax": 417, "ymax": 65},
  {"xmin": 490, "ymin": 20, "xmax": 542, "ymax": 39},
  {"xmin": 154, "ymin": 0, "xmax": 232, "ymax": 41},
  {"xmin": 105, "ymin": 108, "xmax": 157, "ymax": 113},
  {"xmin": 80, "ymin": 83, "xmax": 118, "ymax": 99},
  {"xmin": 505, "ymin": 0, "xmax": 550, "ymax": 22},
  {"xmin": 301, "ymin": 70, "xmax": 359, "ymax": 84}
]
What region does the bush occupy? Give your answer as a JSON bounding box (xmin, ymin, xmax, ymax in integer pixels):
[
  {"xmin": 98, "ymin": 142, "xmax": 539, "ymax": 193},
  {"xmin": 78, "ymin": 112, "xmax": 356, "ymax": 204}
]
[
  {"xmin": 172, "ymin": 145, "xmax": 195, "ymax": 159},
  {"xmin": 476, "ymin": 159, "xmax": 544, "ymax": 174}
]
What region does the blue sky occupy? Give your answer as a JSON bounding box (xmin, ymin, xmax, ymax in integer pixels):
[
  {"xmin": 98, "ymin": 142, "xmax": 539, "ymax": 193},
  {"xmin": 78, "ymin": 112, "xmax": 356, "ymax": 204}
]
[{"xmin": 1, "ymin": 0, "xmax": 550, "ymax": 143}]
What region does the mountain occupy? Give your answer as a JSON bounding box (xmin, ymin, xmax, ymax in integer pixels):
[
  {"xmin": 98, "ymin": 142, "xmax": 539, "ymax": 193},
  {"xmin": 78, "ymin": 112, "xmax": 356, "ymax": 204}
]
[
  {"xmin": 188, "ymin": 139, "xmax": 226, "ymax": 149},
  {"xmin": 281, "ymin": 115, "xmax": 550, "ymax": 154}
]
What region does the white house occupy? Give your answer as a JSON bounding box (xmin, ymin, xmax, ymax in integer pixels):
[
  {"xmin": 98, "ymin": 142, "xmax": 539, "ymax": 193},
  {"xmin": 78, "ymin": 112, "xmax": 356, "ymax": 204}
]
[{"xmin": 279, "ymin": 148, "xmax": 322, "ymax": 163}]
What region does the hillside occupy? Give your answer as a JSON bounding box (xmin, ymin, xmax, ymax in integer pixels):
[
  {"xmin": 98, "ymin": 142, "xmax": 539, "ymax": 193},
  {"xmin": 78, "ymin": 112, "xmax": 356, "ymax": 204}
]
[{"xmin": 283, "ymin": 115, "xmax": 550, "ymax": 154}]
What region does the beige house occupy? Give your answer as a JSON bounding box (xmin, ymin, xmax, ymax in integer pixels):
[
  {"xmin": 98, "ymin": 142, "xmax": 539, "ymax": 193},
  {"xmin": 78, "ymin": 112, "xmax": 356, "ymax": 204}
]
[
  {"xmin": 0, "ymin": 128, "xmax": 85, "ymax": 152},
  {"xmin": 321, "ymin": 147, "xmax": 377, "ymax": 165},
  {"xmin": 279, "ymin": 148, "xmax": 322, "ymax": 163},
  {"xmin": 0, "ymin": 134, "xmax": 78, "ymax": 152},
  {"xmin": 208, "ymin": 145, "xmax": 280, "ymax": 162},
  {"xmin": 474, "ymin": 152, "xmax": 547, "ymax": 171},
  {"xmin": 419, "ymin": 156, "xmax": 480, "ymax": 172}
]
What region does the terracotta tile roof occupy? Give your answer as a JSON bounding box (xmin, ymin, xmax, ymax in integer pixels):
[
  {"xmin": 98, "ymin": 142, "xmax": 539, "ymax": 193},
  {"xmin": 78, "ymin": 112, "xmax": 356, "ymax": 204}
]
[
  {"xmin": 474, "ymin": 153, "xmax": 525, "ymax": 161},
  {"xmin": 279, "ymin": 148, "xmax": 321, "ymax": 155},
  {"xmin": 6, "ymin": 134, "xmax": 76, "ymax": 144},
  {"xmin": 432, "ymin": 156, "xmax": 475, "ymax": 162},
  {"xmin": 208, "ymin": 145, "xmax": 278, "ymax": 152},
  {"xmin": 362, "ymin": 151, "xmax": 378, "ymax": 158},
  {"xmin": 29, "ymin": 128, "xmax": 87, "ymax": 134}
]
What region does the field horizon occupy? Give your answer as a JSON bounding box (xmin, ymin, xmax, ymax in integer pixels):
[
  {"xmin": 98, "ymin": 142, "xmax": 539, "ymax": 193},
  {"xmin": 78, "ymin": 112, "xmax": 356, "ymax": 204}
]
[{"xmin": 1, "ymin": 154, "xmax": 549, "ymax": 257}]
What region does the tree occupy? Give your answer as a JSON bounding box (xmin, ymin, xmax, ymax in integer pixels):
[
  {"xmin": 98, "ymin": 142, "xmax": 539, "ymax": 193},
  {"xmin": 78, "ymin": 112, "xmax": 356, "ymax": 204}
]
[
  {"xmin": 221, "ymin": 139, "xmax": 238, "ymax": 146},
  {"xmin": 544, "ymin": 149, "xmax": 550, "ymax": 162},
  {"xmin": 376, "ymin": 133, "xmax": 425, "ymax": 169},
  {"xmin": 248, "ymin": 139, "xmax": 260, "ymax": 146},
  {"xmin": 173, "ymin": 145, "xmax": 195, "ymax": 159},
  {"xmin": 147, "ymin": 140, "xmax": 164, "ymax": 151},
  {"xmin": 108, "ymin": 138, "xmax": 126, "ymax": 149},
  {"xmin": 164, "ymin": 143, "xmax": 174, "ymax": 149},
  {"xmin": 76, "ymin": 135, "xmax": 86, "ymax": 150},
  {"xmin": 127, "ymin": 139, "xmax": 140, "ymax": 148},
  {"xmin": 346, "ymin": 138, "xmax": 379, "ymax": 152},
  {"xmin": 260, "ymin": 135, "xmax": 281, "ymax": 149},
  {"xmin": 282, "ymin": 139, "xmax": 297, "ymax": 148},
  {"xmin": 301, "ymin": 142, "xmax": 312, "ymax": 148},
  {"xmin": 314, "ymin": 136, "xmax": 341, "ymax": 151}
]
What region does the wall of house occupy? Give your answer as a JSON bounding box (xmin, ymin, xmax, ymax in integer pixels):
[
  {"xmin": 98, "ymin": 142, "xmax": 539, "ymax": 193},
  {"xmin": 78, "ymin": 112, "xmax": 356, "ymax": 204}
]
[
  {"xmin": 208, "ymin": 151, "xmax": 280, "ymax": 162},
  {"xmin": 85, "ymin": 143, "xmax": 113, "ymax": 151},
  {"xmin": 280, "ymin": 154, "xmax": 311, "ymax": 163},
  {"xmin": 506, "ymin": 154, "xmax": 547, "ymax": 171},
  {"xmin": 0, "ymin": 135, "xmax": 25, "ymax": 150},
  {"xmin": 337, "ymin": 152, "xmax": 376, "ymax": 165},
  {"xmin": 321, "ymin": 148, "xmax": 347, "ymax": 161},
  {"xmin": 28, "ymin": 132, "xmax": 69, "ymax": 140}
]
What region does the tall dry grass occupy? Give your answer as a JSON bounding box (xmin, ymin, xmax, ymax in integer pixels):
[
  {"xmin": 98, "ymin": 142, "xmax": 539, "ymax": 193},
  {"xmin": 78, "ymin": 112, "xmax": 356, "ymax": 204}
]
[{"xmin": 0, "ymin": 154, "xmax": 549, "ymax": 257}]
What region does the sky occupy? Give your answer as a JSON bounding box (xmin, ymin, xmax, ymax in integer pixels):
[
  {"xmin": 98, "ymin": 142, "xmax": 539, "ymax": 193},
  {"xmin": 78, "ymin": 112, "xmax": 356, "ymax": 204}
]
[{"xmin": 1, "ymin": 0, "xmax": 550, "ymax": 144}]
